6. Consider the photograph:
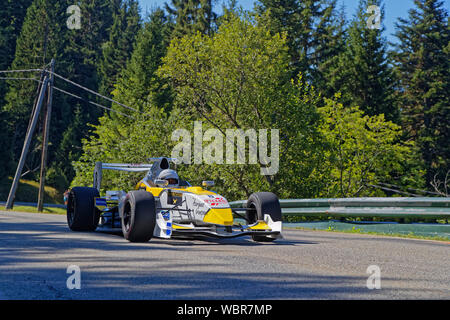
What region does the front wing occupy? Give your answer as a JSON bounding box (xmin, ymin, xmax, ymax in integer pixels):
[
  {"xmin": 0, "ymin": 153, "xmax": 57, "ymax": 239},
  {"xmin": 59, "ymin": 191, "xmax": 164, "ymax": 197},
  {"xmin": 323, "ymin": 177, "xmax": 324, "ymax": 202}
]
[
  {"xmin": 154, "ymin": 210, "xmax": 283, "ymax": 240},
  {"xmin": 171, "ymin": 227, "xmax": 281, "ymax": 239}
]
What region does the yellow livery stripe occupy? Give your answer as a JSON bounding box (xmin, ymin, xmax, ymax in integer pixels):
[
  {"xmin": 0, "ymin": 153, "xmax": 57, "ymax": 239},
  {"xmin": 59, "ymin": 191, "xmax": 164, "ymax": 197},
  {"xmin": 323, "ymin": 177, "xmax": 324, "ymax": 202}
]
[{"xmin": 247, "ymin": 221, "xmax": 271, "ymax": 230}]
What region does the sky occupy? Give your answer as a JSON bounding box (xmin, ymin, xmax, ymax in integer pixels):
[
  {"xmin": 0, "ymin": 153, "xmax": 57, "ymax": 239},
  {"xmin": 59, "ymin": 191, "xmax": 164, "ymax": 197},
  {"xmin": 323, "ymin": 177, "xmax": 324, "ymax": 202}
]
[{"xmin": 138, "ymin": 0, "xmax": 450, "ymax": 43}]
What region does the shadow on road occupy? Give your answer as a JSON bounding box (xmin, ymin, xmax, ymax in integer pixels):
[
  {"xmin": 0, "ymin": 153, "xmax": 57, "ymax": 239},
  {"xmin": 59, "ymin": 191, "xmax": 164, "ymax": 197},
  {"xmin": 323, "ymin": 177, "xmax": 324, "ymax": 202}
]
[{"xmin": 1, "ymin": 213, "xmax": 445, "ymax": 300}]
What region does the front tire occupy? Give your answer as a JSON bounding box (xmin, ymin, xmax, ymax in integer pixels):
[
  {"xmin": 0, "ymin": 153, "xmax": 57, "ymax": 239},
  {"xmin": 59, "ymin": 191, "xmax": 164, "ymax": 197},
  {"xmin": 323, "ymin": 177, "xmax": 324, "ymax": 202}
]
[
  {"xmin": 67, "ymin": 187, "xmax": 100, "ymax": 231},
  {"xmin": 246, "ymin": 192, "xmax": 282, "ymax": 242},
  {"xmin": 121, "ymin": 190, "xmax": 156, "ymax": 242}
]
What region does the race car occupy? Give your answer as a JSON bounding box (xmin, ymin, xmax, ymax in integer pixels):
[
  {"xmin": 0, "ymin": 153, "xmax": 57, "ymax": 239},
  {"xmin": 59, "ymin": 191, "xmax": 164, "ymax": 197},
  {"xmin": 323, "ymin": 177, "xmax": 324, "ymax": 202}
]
[{"xmin": 67, "ymin": 157, "xmax": 283, "ymax": 242}]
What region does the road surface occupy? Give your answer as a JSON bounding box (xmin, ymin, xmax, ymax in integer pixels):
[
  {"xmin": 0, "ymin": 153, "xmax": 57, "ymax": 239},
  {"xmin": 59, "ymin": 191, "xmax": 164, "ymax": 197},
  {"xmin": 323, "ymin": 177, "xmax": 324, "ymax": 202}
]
[{"xmin": 0, "ymin": 210, "xmax": 448, "ymax": 299}]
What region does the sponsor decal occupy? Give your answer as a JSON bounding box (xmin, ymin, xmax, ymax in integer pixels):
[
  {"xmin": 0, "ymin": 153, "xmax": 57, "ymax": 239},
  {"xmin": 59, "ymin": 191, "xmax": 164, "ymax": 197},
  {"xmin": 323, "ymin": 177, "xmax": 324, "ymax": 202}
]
[
  {"xmin": 193, "ymin": 200, "xmax": 205, "ymax": 208},
  {"xmin": 203, "ymin": 197, "xmax": 227, "ymax": 205},
  {"xmin": 95, "ymin": 198, "xmax": 107, "ymax": 206},
  {"xmin": 161, "ymin": 211, "xmax": 171, "ymax": 221}
]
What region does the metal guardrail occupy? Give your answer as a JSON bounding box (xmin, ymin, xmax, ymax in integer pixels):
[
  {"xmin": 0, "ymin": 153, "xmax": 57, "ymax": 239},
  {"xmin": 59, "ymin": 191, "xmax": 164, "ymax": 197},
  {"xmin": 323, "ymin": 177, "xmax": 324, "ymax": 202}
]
[
  {"xmin": 229, "ymin": 197, "xmax": 450, "ymax": 219},
  {"xmin": 2, "ymin": 198, "xmax": 450, "ymax": 219}
]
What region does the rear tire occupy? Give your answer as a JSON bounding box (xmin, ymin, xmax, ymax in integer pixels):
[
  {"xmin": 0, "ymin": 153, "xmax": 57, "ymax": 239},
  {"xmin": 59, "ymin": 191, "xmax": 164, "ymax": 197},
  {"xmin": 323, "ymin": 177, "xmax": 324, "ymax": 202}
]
[
  {"xmin": 246, "ymin": 192, "xmax": 282, "ymax": 242},
  {"xmin": 67, "ymin": 187, "xmax": 100, "ymax": 231},
  {"xmin": 121, "ymin": 190, "xmax": 156, "ymax": 242}
]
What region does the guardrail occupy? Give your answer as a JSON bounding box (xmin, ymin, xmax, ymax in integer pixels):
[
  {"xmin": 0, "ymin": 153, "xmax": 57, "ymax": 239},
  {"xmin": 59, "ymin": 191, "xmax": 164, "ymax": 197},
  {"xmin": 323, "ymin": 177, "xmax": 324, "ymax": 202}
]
[
  {"xmin": 3, "ymin": 198, "xmax": 450, "ymax": 219},
  {"xmin": 229, "ymin": 197, "xmax": 450, "ymax": 219}
]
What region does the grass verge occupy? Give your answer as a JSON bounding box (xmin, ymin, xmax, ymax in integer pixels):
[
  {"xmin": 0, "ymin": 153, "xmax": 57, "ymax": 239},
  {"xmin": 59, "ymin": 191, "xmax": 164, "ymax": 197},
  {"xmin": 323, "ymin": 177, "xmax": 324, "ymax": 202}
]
[
  {"xmin": 0, "ymin": 205, "xmax": 66, "ymax": 215},
  {"xmin": 0, "ymin": 177, "xmax": 64, "ymax": 204},
  {"xmin": 288, "ymin": 226, "xmax": 449, "ymax": 242}
]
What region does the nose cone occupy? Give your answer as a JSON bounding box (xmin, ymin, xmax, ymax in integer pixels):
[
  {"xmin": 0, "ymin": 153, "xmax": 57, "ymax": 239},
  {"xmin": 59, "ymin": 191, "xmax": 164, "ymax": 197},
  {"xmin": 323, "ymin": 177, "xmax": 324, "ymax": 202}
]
[{"xmin": 203, "ymin": 208, "xmax": 234, "ymax": 226}]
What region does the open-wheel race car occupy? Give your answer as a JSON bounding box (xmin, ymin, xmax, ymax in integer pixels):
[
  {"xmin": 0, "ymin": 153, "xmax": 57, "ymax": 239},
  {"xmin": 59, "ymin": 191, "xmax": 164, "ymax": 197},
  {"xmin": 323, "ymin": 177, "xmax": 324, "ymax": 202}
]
[{"xmin": 67, "ymin": 157, "xmax": 283, "ymax": 242}]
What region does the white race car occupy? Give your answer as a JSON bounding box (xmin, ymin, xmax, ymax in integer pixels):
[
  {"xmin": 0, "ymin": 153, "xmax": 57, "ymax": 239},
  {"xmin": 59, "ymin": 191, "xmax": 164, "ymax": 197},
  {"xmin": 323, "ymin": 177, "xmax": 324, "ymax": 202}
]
[{"xmin": 67, "ymin": 157, "xmax": 283, "ymax": 242}]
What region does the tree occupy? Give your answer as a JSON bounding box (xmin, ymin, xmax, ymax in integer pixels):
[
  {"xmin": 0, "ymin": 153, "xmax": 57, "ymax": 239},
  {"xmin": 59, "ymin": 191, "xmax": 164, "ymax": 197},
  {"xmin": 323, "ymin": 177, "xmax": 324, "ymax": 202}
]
[
  {"xmin": 392, "ymin": 0, "xmax": 449, "ymax": 188},
  {"xmin": 1, "ymin": 0, "xmax": 69, "ymax": 182},
  {"xmin": 111, "ymin": 8, "xmax": 173, "ymax": 115},
  {"xmin": 329, "ymin": 0, "xmax": 399, "ymax": 122},
  {"xmin": 72, "ymin": 8, "xmax": 175, "ymax": 189},
  {"xmin": 50, "ymin": 0, "xmax": 120, "ymax": 183},
  {"xmin": 71, "ymin": 108, "xmax": 175, "ymax": 192},
  {"xmin": 98, "ymin": 0, "xmax": 141, "ymax": 97},
  {"xmin": 2, "ymin": 0, "xmax": 127, "ymax": 188},
  {"xmin": 0, "ymin": 0, "xmax": 34, "ymax": 107},
  {"xmin": 158, "ymin": 12, "xmax": 328, "ymax": 200},
  {"xmin": 164, "ymin": 0, "xmax": 217, "ymax": 38},
  {"xmin": 255, "ymin": 0, "xmax": 344, "ymax": 83},
  {"xmin": 317, "ymin": 95, "xmax": 421, "ymax": 197},
  {"xmin": 312, "ymin": 1, "xmax": 347, "ymax": 98}
]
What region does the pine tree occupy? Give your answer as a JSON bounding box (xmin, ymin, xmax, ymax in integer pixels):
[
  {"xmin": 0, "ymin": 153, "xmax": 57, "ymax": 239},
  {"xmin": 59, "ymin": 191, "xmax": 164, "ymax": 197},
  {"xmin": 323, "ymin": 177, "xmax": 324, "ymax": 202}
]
[
  {"xmin": 392, "ymin": 0, "xmax": 449, "ymax": 186},
  {"xmin": 112, "ymin": 8, "xmax": 173, "ymax": 114},
  {"xmin": 2, "ymin": 0, "xmax": 124, "ymax": 186},
  {"xmin": 71, "ymin": 8, "xmax": 174, "ymax": 188},
  {"xmin": 54, "ymin": 0, "xmax": 120, "ymax": 182},
  {"xmin": 99, "ymin": 0, "xmax": 141, "ymax": 97},
  {"xmin": 0, "ymin": 0, "xmax": 34, "ymax": 107},
  {"xmin": 1, "ymin": 0, "xmax": 69, "ymax": 180},
  {"xmin": 330, "ymin": 0, "xmax": 399, "ymax": 122},
  {"xmin": 256, "ymin": 0, "xmax": 343, "ymax": 82},
  {"xmin": 164, "ymin": 0, "xmax": 216, "ymax": 38},
  {"xmin": 312, "ymin": 1, "xmax": 347, "ymax": 97},
  {"xmin": 0, "ymin": 0, "xmax": 35, "ymax": 178}
]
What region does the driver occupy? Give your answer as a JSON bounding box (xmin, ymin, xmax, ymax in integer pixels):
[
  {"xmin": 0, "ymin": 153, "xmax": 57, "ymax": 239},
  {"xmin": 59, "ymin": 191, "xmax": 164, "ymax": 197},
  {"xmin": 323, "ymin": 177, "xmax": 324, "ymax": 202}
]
[{"xmin": 157, "ymin": 169, "xmax": 179, "ymax": 187}]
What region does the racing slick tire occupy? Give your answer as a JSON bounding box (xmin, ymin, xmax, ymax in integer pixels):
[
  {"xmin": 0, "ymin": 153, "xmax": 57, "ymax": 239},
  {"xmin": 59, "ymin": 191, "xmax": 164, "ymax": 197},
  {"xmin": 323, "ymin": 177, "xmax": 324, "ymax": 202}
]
[
  {"xmin": 67, "ymin": 187, "xmax": 101, "ymax": 231},
  {"xmin": 121, "ymin": 190, "xmax": 156, "ymax": 242},
  {"xmin": 246, "ymin": 192, "xmax": 282, "ymax": 242}
]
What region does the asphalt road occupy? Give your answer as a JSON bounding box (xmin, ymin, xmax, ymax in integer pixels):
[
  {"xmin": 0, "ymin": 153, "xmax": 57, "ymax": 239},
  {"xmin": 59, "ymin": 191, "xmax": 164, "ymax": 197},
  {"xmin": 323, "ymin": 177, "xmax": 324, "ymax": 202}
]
[{"xmin": 0, "ymin": 210, "xmax": 449, "ymax": 300}]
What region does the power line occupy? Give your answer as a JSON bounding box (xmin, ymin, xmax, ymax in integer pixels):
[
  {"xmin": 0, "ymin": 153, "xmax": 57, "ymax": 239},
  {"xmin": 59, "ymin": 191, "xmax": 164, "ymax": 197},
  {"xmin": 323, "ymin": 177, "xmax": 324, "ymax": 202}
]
[
  {"xmin": 0, "ymin": 75, "xmax": 135, "ymax": 119},
  {"xmin": 0, "ymin": 69, "xmax": 43, "ymax": 74},
  {"xmin": 376, "ymin": 182, "xmax": 441, "ymax": 196},
  {"xmin": 0, "ymin": 77, "xmax": 40, "ymax": 82},
  {"xmin": 0, "ymin": 68, "xmax": 141, "ymax": 115},
  {"xmin": 3, "ymin": 62, "xmax": 140, "ymax": 210},
  {"xmin": 53, "ymin": 86, "xmax": 134, "ymax": 119},
  {"xmin": 366, "ymin": 184, "xmax": 422, "ymax": 197},
  {"xmin": 48, "ymin": 71, "xmax": 141, "ymax": 114}
]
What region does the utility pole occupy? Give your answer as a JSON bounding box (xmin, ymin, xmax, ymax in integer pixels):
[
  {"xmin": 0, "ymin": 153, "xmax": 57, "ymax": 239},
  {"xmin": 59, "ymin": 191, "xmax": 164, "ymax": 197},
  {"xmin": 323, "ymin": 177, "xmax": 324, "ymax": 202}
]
[
  {"xmin": 37, "ymin": 59, "xmax": 55, "ymax": 212},
  {"xmin": 5, "ymin": 75, "xmax": 50, "ymax": 210}
]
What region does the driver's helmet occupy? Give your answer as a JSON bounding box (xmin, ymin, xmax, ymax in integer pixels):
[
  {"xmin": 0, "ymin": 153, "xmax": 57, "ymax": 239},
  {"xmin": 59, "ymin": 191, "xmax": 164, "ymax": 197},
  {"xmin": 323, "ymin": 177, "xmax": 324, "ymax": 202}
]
[{"xmin": 157, "ymin": 169, "xmax": 179, "ymax": 187}]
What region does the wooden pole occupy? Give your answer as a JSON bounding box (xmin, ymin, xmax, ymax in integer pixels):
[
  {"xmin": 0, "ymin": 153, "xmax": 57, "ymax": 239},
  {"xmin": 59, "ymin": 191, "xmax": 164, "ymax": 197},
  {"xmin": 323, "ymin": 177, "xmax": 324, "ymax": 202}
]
[
  {"xmin": 37, "ymin": 59, "xmax": 55, "ymax": 212},
  {"xmin": 5, "ymin": 75, "xmax": 50, "ymax": 210}
]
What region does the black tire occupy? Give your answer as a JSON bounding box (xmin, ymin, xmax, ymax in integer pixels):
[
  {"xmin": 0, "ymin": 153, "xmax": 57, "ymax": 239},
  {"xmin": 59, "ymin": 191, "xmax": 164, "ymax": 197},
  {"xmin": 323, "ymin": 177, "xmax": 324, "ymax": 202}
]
[
  {"xmin": 67, "ymin": 187, "xmax": 100, "ymax": 231},
  {"xmin": 246, "ymin": 192, "xmax": 282, "ymax": 242},
  {"xmin": 121, "ymin": 190, "xmax": 156, "ymax": 242}
]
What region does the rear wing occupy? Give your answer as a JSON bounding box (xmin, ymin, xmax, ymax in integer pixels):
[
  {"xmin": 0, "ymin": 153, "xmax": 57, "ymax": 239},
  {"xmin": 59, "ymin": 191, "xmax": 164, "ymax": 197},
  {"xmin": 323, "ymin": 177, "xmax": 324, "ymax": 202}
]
[{"xmin": 93, "ymin": 157, "xmax": 177, "ymax": 191}]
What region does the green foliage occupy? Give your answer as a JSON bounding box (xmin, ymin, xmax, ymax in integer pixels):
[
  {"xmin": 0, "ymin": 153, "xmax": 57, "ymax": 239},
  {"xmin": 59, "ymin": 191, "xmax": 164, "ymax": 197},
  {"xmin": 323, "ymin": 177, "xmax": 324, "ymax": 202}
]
[
  {"xmin": 1, "ymin": 0, "xmax": 69, "ymax": 182},
  {"xmin": 328, "ymin": 0, "xmax": 399, "ymax": 122},
  {"xmin": 159, "ymin": 12, "xmax": 328, "ymax": 200},
  {"xmin": 256, "ymin": 0, "xmax": 345, "ymax": 83},
  {"xmin": 1, "ymin": 0, "xmax": 126, "ymax": 189},
  {"xmin": 317, "ymin": 95, "xmax": 422, "ymax": 197},
  {"xmin": 71, "ymin": 109, "xmax": 175, "ymax": 192},
  {"xmin": 391, "ymin": 0, "xmax": 450, "ymax": 187},
  {"xmin": 111, "ymin": 8, "xmax": 173, "ymax": 115},
  {"xmin": 99, "ymin": 0, "xmax": 141, "ymax": 97},
  {"xmin": 0, "ymin": 0, "xmax": 34, "ymax": 106},
  {"xmin": 0, "ymin": 0, "xmax": 34, "ymax": 177},
  {"xmin": 165, "ymin": 0, "xmax": 217, "ymax": 37},
  {"xmin": 72, "ymin": 9, "xmax": 175, "ymax": 192},
  {"xmin": 1, "ymin": 0, "xmax": 446, "ymax": 202}
]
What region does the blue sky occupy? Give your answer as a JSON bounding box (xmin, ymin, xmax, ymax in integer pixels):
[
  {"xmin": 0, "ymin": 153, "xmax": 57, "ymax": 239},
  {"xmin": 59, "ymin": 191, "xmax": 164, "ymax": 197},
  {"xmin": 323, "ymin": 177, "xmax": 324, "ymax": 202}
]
[{"xmin": 138, "ymin": 0, "xmax": 450, "ymax": 43}]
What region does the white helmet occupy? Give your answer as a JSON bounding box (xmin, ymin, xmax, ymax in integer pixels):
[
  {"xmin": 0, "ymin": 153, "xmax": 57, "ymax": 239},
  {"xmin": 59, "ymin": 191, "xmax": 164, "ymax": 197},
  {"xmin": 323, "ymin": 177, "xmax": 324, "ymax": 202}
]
[{"xmin": 157, "ymin": 169, "xmax": 179, "ymax": 187}]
